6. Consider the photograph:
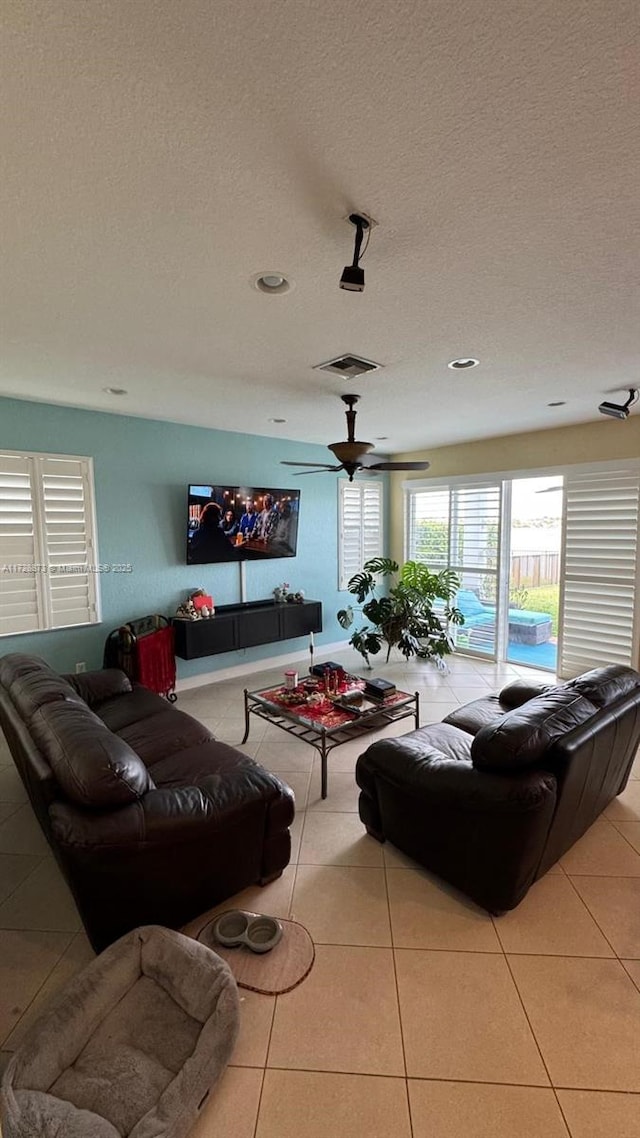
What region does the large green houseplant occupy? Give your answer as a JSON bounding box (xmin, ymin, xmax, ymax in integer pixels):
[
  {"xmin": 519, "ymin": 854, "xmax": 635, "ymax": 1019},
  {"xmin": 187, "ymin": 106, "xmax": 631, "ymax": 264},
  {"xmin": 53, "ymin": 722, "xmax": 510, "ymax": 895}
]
[{"xmin": 337, "ymin": 557, "xmax": 463, "ymax": 667}]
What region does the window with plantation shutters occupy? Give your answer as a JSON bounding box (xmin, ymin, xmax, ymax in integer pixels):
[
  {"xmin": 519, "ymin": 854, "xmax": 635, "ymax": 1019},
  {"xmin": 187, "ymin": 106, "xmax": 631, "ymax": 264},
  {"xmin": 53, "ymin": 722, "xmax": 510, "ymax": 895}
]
[
  {"xmin": 0, "ymin": 451, "xmax": 100, "ymax": 637},
  {"xmin": 559, "ymin": 464, "xmax": 640, "ymax": 677},
  {"xmin": 338, "ymin": 480, "xmax": 383, "ymax": 589}
]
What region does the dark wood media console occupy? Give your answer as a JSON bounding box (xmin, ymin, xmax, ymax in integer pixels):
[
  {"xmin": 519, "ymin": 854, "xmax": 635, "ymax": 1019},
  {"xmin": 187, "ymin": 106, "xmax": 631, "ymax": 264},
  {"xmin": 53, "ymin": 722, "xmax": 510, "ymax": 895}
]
[{"xmin": 173, "ymin": 599, "xmax": 323, "ymax": 660}]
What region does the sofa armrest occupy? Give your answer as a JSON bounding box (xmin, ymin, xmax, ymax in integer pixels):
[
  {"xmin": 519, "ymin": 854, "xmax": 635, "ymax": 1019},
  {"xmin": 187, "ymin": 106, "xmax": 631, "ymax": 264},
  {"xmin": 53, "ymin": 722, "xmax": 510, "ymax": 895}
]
[
  {"xmin": 356, "ymin": 737, "xmax": 557, "ymax": 912},
  {"xmin": 357, "ymin": 739, "xmax": 554, "ymax": 813},
  {"xmin": 62, "ymin": 669, "xmax": 132, "ymax": 707},
  {"xmin": 50, "ymin": 776, "xmax": 294, "ymax": 850},
  {"xmin": 49, "ymin": 787, "xmax": 228, "ymax": 848}
]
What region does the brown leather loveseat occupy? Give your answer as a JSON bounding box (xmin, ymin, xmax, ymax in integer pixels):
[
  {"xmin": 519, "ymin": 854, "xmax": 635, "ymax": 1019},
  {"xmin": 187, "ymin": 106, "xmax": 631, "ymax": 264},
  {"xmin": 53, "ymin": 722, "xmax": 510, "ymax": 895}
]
[
  {"xmin": 356, "ymin": 665, "xmax": 640, "ymax": 912},
  {"xmin": 0, "ymin": 653, "xmax": 294, "ymax": 951}
]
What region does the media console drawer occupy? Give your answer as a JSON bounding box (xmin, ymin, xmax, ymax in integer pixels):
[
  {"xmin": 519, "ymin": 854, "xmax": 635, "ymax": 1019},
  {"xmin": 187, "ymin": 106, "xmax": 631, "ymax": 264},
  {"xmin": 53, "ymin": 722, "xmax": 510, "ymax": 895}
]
[{"xmin": 173, "ymin": 600, "xmax": 322, "ymax": 660}]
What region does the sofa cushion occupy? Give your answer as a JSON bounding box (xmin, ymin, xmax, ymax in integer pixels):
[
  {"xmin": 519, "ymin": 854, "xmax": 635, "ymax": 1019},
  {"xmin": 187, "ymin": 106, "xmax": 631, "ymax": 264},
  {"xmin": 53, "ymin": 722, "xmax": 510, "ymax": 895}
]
[
  {"xmin": 94, "ymin": 687, "xmax": 172, "ymax": 734},
  {"xmin": 371, "ymin": 722, "xmax": 474, "ymax": 766},
  {"xmin": 0, "ymin": 653, "xmax": 56, "ymax": 689},
  {"xmin": 498, "ymin": 679, "xmax": 554, "ymax": 709},
  {"xmin": 30, "ymin": 701, "xmax": 152, "ymax": 808},
  {"xmin": 9, "ymin": 673, "xmax": 81, "ymax": 721},
  {"xmin": 1, "ymin": 654, "xmax": 81, "ymax": 721},
  {"xmin": 566, "ymin": 664, "xmax": 640, "ymax": 708},
  {"xmin": 506, "ymin": 609, "xmax": 552, "ymax": 627},
  {"xmin": 444, "ymin": 694, "xmax": 508, "ymax": 735},
  {"xmin": 471, "ymin": 689, "xmax": 598, "ymax": 772},
  {"xmin": 64, "ymin": 669, "xmax": 132, "ymax": 708},
  {"xmin": 115, "ymin": 709, "xmax": 215, "ymax": 768}
]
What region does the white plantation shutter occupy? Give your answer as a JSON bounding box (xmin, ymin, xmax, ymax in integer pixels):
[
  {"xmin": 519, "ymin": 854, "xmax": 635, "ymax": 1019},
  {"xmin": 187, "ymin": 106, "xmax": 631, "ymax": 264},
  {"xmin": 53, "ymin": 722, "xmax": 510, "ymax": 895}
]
[
  {"xmin": 339, "ymin": 481, "xmax": 383, "ymax": 589},
  {"xmin": 0, "ymin": 451, "xmax": 100, "ymax": 637},
  {"xmin": 0, "ymin": 454, "xmax": 43, "ymax": 635},
  {"xmin": 559, "ymin": 464, "xmax": 640, "ymax": 677}
]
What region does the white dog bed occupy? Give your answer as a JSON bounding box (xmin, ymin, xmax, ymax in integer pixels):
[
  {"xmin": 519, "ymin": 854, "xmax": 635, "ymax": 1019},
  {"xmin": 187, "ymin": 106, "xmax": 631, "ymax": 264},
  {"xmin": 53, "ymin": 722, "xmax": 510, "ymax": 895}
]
[{"xmin": 1, "ymin": 925, "xmax": 239, "ymax": 1138}]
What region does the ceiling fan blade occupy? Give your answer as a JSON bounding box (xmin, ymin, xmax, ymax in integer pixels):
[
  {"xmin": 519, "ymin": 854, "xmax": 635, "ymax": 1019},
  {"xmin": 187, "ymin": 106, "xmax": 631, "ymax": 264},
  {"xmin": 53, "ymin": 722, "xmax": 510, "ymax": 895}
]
[
  {"xmin": 363, "ymin": 461, "xmax": 431, "ymax": 472},
  {"xmin": 280, "ymin": 460, "xmax": 335, "ymax": 467},
  {"xmin": 295, "ymin": 466, "xmax": 345, "ymax": 475}
]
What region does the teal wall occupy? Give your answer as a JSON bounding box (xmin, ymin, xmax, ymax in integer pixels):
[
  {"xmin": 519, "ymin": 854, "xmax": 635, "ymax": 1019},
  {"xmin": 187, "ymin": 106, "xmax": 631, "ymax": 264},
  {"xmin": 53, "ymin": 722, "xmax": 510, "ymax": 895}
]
[{"xmin": 0, "ymin": 397, "xmax": 388, "ymax": 678}]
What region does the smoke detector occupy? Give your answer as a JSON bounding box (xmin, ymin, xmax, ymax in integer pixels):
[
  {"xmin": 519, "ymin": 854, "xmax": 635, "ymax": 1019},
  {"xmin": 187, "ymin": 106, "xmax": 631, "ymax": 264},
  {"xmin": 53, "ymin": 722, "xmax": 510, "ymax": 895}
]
[{"xmin": 313, "ymin": 354, "xmax": 382, "ymax": 380}]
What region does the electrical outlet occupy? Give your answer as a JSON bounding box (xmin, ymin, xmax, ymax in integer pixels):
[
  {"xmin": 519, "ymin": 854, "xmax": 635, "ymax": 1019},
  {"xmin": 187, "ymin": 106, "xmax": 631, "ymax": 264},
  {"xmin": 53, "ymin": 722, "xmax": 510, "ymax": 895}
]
[{"xmin": 75, "ymin": 662, "xmax": 86, "ymax": 673}]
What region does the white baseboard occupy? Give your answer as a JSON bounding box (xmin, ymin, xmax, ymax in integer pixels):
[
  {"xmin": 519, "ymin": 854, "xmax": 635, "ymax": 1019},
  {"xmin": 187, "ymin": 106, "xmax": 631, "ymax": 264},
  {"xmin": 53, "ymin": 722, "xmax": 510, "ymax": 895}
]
[{"xmin": 175, "ymin": 639, "xmax": 352, "ymax": 691}]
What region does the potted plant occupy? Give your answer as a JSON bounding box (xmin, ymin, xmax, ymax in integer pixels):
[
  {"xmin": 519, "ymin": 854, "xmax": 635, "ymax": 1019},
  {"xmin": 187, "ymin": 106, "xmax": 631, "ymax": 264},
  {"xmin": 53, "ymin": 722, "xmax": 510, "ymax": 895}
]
[{"xmin": 337, "ymin": 557, "xmax": 464, "ymax": 667}]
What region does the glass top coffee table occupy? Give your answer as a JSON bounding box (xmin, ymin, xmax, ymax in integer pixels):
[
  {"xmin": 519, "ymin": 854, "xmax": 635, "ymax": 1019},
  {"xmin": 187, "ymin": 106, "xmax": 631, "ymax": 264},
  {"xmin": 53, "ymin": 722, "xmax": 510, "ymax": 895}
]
[{"xmin": 242, "ymin": 678, "xmax": 419, "ymax": 799}]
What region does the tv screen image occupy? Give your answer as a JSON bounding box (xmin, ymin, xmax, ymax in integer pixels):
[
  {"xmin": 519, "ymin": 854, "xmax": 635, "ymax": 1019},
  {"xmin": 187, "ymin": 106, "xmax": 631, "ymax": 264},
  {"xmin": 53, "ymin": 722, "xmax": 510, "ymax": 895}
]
[{"xmin": 187, "ymin": 484, "xmax": 300, "ymax": 564}]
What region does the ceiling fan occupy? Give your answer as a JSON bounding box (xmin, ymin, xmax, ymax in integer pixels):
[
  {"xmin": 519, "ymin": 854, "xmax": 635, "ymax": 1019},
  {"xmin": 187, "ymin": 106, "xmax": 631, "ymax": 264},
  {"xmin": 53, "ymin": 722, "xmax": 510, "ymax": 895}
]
[{"xmin": 281, "ymin": 394, "xmax": 430, "ymax": 482}]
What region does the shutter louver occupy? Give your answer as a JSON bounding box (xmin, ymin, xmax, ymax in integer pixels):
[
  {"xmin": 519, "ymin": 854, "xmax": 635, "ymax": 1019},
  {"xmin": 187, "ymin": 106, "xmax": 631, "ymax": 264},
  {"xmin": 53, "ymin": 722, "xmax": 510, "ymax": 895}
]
[
  {"xmin": 41, "ymin": 458, "xmax": 95, "ymax": 628},
  {"xmin": 339, "ymin": 481, "xmax": 383, "ymax": 589},
  {"xmin": 0, "ymin": 454, "xmax": 41, "ymax": 635},
  {"xmin": 559, "ymin": 467, "xmax": 640, "ymax": 676}
]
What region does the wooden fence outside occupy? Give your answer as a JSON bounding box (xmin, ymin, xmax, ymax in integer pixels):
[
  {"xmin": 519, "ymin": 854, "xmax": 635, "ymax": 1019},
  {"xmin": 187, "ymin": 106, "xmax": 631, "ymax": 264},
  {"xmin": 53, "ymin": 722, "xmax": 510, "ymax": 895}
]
[{"xmin": 510, "ymin": 552, "xmax": 560, "ymax": 588}]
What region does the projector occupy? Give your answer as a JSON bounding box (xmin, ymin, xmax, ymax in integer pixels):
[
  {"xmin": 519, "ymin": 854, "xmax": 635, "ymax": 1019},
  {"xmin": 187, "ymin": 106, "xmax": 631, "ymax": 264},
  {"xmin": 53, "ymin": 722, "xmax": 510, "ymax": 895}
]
[
  {"xmin": 339, "ymin": 264, "xmax": 365, "ymax": 292},
  {"xmin": 598, "ymin": 400, "xmax": 631, "ymax": 420}
]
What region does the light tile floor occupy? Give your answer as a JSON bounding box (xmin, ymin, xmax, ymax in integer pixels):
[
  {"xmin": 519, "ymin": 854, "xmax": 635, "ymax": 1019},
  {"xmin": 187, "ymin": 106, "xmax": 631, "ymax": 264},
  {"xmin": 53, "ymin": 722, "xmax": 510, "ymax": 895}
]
[{"xmin": 1, "ymin": 650, "xmax": 640, "ymax": 1137}]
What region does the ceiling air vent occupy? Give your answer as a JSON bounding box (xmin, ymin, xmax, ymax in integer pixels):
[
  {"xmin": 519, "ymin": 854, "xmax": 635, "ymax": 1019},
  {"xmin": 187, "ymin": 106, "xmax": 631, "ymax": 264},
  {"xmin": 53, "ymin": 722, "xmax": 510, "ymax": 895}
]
[{"xmin": 313, "ymin": 354, "xmax": 382, "ymax": 380}]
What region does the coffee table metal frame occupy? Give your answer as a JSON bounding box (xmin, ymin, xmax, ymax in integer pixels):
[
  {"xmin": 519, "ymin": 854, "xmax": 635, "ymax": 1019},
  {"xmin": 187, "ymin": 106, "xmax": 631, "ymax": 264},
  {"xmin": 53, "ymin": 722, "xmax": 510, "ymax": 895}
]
[{"xmin": 242, "ymin": 685, "xmax": 420, "ymax": 799}]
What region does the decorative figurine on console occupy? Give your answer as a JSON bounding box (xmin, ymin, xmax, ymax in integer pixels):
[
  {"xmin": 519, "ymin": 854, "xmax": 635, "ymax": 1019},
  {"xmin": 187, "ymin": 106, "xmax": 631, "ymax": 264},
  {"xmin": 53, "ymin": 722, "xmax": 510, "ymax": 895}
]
[
  {"xmin": 175, "ymin": 597, "xmax": 198, "ymax": 621},
  {"xmin": 175, "ymin": 589, "xmax": 215, "ymax": 621}
]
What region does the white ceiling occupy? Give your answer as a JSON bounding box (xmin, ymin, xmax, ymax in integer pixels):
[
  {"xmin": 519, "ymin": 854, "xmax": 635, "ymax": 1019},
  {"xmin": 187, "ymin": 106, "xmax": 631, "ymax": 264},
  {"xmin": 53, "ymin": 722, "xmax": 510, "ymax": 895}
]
[{"xmin": 2, "ymin": 0, "xmax": 639, "ymax": 456}]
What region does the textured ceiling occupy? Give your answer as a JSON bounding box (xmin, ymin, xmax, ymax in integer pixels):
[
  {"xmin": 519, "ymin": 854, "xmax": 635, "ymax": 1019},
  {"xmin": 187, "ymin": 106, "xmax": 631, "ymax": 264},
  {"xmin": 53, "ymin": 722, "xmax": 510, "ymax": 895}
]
[{"xmin": 2, "ymin": 0, "xmax": 639, "ymax": 456}]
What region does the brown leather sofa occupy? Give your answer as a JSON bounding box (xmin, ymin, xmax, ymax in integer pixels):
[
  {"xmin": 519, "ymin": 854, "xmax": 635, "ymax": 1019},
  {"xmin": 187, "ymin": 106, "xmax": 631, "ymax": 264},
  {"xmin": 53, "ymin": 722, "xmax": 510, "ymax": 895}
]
[
  {"xmin": 0, "ymin": 654, "xmax": 294, "ymax": 951},
  {"xmin": 356, "ymin": 665, "xmax": 640, "ymax": 912}
]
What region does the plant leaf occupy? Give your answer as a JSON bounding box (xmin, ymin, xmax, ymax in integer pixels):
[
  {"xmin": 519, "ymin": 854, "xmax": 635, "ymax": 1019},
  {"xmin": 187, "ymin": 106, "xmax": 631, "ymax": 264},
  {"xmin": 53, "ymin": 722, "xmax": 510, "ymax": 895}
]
[{"xmin": 337, "ymin": 606, "xmax": 354, "ymax": 629}]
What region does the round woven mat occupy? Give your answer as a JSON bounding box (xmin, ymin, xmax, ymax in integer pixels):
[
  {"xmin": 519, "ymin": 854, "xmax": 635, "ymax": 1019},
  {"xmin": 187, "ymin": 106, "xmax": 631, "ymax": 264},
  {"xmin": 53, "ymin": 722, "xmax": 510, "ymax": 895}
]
[{"xmin": 197, "ymin": 915, "xmax": 315, "ymax": 994}]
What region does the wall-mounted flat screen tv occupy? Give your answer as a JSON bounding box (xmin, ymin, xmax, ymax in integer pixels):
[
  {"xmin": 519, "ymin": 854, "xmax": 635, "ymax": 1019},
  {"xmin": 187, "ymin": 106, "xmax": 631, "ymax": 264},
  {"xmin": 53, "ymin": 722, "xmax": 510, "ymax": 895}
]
[{"xmin": 187, "ymin": 484, "xmax": 300, "ymax": 564}]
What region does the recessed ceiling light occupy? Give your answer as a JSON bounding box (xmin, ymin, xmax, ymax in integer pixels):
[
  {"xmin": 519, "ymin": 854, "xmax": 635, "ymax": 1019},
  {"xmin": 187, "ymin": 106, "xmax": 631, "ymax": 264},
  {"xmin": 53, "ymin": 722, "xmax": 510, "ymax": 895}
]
[
  {"xmin": 269, "ymin": 417, "xmax": 287, "ymax": 424},
  {"xmin": 252, "ymin": 272, "xmax": 293, "ymax": 295},
  {"xmin": 375, "ymin": 436, "xmax": 389, "ymax": 440},
  {"xmin": 103, "ymin": 387, "xmax": 128, "ymax": 395},
  {"xmin": 448, "ymin": 358, "xmax": 480, "ymax": 370},
  {"xmin": 548, "ymin": 400, "xmax": 566, "ymax": 407}
]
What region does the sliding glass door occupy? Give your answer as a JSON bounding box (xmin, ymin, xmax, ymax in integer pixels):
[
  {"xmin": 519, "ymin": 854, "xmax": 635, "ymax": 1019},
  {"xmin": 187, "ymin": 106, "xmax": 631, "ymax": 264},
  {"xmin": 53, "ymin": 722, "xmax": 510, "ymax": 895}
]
[
  {"xmin": 506, "ymin": 476, "xmax": 562, "ymax": 671},
  {"xmin": 406, "ymin": 461, "xmax": 640, "ymax": 676},
  {"xmin": 407, "ymin": 481, "xmax": 502, "ymax": 660}
]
